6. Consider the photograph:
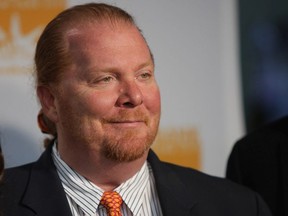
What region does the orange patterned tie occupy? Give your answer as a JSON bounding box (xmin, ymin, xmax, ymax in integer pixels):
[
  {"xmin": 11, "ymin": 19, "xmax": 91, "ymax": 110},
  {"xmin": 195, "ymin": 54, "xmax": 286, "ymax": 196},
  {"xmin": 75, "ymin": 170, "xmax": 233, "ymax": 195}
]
[{"xmin": 100, "ymin": 191, "xmax": 123, "ymax": 216}]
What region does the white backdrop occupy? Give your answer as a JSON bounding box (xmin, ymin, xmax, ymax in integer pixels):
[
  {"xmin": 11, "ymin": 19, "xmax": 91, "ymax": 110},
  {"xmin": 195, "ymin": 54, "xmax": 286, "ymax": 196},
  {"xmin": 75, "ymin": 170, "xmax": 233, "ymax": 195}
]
[{"xmin": 0, "ymin": 0, "xmax": 243, "ymax": 177}]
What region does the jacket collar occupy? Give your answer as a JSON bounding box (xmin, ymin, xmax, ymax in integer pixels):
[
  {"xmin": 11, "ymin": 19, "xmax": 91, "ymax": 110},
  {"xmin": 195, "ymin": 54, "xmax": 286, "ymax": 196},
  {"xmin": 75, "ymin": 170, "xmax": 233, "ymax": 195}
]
[
  {"xmin": 147, "ymin": 150, "xmax": 197, "ymax": 216},
  {"xmin": 21, "ymin": 144, "xmax": 72, "ymax": 216}
]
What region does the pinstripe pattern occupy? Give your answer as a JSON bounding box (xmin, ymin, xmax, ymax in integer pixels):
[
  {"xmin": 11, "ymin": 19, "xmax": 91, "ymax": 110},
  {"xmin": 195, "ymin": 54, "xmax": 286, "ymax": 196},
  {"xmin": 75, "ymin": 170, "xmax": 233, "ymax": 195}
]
[{"xmin": 52, "ymin": 144, "xmax": 163, "ymax": 216}]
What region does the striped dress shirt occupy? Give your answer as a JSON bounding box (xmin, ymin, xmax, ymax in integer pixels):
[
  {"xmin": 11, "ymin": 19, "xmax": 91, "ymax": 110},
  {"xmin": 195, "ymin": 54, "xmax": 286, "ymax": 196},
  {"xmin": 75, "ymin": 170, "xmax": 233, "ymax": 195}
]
[{"xmin": 52, "ymin": 144, "xmax": 163, "ymax": 216}]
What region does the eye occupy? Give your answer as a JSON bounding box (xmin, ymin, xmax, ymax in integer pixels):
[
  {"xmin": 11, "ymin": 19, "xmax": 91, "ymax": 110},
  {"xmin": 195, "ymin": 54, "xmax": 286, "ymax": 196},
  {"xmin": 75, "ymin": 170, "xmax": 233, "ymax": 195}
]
[
  {"xmin": 137, "ymin": 72, "xmax": 152, "ymax": 81},
  {"xmin": 102, "ymin": 76, "xmax": 114, "ymax": 83},
  {"xmin": 89, "ymin": 75, "xmax": 116, "ymax": 86}
]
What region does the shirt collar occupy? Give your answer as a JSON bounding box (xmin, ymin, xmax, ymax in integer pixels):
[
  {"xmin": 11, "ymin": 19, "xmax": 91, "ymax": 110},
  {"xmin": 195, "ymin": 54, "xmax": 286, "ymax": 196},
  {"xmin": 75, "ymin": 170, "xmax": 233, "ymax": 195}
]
[
  {"xmin": 115, "ymin": 160, "xmax": 150, "ymax": 215},
  {"xmin": 52, "ymin": 142, "xmax": 150, "ymax": 215}
]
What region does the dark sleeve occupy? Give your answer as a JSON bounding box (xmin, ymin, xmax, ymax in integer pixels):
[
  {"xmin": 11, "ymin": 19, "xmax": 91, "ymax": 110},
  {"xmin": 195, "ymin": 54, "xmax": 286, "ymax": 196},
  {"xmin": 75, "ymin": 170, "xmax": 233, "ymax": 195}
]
[
  {"xmin": 225, "ymin": 136, "xmax": 277, "ymax": 216},
  {"xmin": 226, "ymin": 141, "xmax": 245, "ymax": 183},
  {"xmin": 255, "ymin": 192, "xmax": 274, "ymax": 216}
]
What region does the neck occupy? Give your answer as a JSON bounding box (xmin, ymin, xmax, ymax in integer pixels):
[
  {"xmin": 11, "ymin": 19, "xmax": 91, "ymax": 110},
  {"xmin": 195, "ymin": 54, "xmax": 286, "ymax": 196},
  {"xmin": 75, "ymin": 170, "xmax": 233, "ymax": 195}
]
[{"xmin": 57, "ymin": 143, "xmax": 149, "ymax": 191}]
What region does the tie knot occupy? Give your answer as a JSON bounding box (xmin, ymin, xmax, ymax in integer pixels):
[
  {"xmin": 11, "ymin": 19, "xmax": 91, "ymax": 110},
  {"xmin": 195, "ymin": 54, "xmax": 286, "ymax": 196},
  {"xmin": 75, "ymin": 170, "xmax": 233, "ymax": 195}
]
[{"xmin": 100, "ymin": 191, "xmax": 123, "ymax": 216}]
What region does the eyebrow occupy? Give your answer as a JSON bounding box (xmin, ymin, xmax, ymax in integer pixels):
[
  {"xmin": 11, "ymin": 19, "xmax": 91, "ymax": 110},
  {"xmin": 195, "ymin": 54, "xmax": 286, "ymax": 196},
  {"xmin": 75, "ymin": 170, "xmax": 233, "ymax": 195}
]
[
  {"xmin": 85, "ymin": 59, "xmax": 154, "ymax": 75},
  {"xmin": 134, "ymin": 60, "xmax": 154, "ymax": 72}
]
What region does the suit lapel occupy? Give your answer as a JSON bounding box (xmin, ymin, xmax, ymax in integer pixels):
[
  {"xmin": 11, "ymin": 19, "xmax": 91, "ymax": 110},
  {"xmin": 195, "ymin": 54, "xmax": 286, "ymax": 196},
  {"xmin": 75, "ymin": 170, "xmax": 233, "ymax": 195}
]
[
  {"xmin": 21, "ymin": 145, "xmax": 72, "ymax": 216},
  {"xmin": 148, "ymin": 150, "xmax": 197, "ymax": 216}
]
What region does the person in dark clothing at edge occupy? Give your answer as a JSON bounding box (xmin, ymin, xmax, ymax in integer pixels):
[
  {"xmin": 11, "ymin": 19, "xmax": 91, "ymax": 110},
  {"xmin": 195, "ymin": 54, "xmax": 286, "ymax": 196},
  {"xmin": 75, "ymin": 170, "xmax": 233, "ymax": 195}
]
[{"xmin": 227, "ymin": 116, "xmax": 288, "ymax": 216}]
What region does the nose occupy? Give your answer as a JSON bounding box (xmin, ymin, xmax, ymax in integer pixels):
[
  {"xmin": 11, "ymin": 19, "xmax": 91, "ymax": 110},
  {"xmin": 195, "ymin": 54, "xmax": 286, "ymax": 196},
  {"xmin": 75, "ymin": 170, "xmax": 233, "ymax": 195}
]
[{"xmin": 116, "ymin": 80, "xmax": 143, "ymax": 108}]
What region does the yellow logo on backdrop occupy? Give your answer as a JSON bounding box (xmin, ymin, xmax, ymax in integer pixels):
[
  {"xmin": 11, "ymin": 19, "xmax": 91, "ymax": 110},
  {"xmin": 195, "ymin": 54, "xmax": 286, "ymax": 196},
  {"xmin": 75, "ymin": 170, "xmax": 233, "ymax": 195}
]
[
  {"xmin": 152, "ymin": 128, "xmax": 201, "ymax": 170},
  {"xmin": 0, "ymin": 0, "xmax": 66, "ymax": 74}
]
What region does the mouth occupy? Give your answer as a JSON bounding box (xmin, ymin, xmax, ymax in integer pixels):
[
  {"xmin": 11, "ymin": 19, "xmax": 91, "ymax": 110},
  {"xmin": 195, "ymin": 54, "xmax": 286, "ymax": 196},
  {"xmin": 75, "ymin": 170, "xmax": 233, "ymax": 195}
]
[
  {"xmin": 103, "ymin": 118, "xmax": 148, "ymax": 129},
  {"xmin": 111, "ymin": 119, "xmax": 144, "ymax": 123},
  {"xmin": 110, "ymin": 120, "xmax": 146, "ymax": 126},
  {"xmin": 102, "ymin": 110, "xmax": 149, "ymax": 128}
]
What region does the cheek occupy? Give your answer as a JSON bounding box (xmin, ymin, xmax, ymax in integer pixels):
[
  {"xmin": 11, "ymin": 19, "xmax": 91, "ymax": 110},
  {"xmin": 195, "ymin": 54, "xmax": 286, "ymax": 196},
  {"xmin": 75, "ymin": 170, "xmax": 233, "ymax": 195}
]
[
  {"xmin": 144, "ymin": 87, "xmax": 161, "ymax": 114},
  {"xmin": 84, "ymin": 92, "xmax": 118, "ymax": 116}
]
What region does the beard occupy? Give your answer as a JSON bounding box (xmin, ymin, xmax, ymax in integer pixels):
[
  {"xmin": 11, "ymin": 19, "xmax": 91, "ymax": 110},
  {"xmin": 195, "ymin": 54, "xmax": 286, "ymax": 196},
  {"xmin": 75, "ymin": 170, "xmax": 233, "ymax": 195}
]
[
  {"xmin": 101, "ymin": 123, "xmax": 159, "ymax": 162},
  {"xmin": 100, "ymin": 109, "xmax": 160, "ymax": 162}
]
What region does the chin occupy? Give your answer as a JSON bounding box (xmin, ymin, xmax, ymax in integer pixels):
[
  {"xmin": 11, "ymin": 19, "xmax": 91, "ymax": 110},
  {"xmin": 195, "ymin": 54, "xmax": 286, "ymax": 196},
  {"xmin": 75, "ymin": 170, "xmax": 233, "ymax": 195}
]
[{"xmin": 102, "ymin": 135, "xmax": 153, "ymax": 162}]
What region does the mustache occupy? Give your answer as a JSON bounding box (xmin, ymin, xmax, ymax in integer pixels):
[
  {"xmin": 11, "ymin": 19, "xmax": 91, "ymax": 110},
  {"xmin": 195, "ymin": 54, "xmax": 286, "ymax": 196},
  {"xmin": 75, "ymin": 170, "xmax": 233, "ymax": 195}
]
[{"xmin": 101, "ymin": 109, "xmax": 149, "ymax": 124}]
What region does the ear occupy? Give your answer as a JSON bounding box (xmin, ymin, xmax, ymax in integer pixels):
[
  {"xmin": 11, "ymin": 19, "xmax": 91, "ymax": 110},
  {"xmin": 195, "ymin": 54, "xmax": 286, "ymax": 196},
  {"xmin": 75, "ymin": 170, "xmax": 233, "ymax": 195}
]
[{"xmin": 37, "ymin": 86, "xmax": 59, "ymax": 123}]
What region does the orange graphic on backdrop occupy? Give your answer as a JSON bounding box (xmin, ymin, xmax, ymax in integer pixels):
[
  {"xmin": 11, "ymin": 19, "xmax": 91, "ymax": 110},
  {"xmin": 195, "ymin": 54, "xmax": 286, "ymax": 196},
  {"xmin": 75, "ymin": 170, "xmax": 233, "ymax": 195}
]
[
  {"xmin": 0, "ymin": 0, "xmax": 66, "ymax": 74},
  {"xmin": 152, "ymin": 128, "xmax": 201, "ymax": 170}
]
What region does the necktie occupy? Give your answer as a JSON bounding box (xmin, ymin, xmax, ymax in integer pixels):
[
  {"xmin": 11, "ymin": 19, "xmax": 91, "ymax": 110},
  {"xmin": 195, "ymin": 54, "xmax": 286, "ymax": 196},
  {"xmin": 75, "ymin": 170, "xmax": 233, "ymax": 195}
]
[{"xmin": 100, "ymin": 191, "xmax": 123, "ymax": 216}]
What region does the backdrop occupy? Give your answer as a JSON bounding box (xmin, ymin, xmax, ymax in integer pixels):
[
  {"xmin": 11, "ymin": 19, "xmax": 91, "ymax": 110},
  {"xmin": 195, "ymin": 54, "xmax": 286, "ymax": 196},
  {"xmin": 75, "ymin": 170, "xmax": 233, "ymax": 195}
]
[{"xmin": 0, "ymin": 0, "xmax": 243, "ymax": 177}]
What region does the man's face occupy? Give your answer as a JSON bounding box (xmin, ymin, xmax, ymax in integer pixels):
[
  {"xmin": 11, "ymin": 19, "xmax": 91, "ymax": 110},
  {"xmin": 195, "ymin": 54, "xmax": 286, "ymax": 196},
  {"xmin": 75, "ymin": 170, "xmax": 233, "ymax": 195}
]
[{"xmin": 53, "ymin": 22, "xmax": 161, "ymax": 162}]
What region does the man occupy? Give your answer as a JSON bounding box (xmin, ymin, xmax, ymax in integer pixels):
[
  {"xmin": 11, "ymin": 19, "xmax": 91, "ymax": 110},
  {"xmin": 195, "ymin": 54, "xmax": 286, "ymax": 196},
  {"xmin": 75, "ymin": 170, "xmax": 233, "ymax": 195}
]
[
  {"xmin": 227, "ymin": 116, "xmax": 288, "ymax": 216},
  {"xmin": 1, "ymin": 3, "xmax": 272, "ymax": 216}
]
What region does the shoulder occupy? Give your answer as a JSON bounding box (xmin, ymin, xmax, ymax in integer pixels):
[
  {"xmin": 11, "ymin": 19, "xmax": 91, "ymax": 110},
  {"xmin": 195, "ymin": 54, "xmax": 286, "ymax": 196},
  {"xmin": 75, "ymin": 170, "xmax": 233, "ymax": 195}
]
[
  {"xmin": 164, "ymin": 161, "xmax": 253, "ymax": 194},
  {"xmin": 149, "ymin": 150, "xmax": 261, "ymax": 200},
  {"xmin": 0, "ymin": 162, "xmax": 35, "ymax": 213},
  {"xmin": 157, "ymin": 161, "xmax": 271, "ymax": 214},
  {"xmin": 2, "ymin": 163, "xmax": 35, "ymax": 192},
  {"xmin": 5, "ymin": 162, "xmax": 34, "ymax": 175},
  {"xmin": 230, "ymin": 116, "xmax": 288, "ymax": 159},
  {"xmin": 236, "ymin": 116, "xmax": 288, "ymax": 147},
  {"xmin": 2, "ymin": 145, "xmax": 54, "ymax": 193}
]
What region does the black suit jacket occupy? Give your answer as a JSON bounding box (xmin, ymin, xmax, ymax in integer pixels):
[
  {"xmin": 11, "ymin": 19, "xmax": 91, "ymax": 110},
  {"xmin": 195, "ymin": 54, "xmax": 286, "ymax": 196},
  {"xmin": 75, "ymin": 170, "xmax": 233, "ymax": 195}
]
[
  {"xmin": 1, "ymin": 145, "xmax": 272, "ymax": 216},
  {"xmin": 226, "ymin": 116, "xmax": 288, "ymax": 216}
]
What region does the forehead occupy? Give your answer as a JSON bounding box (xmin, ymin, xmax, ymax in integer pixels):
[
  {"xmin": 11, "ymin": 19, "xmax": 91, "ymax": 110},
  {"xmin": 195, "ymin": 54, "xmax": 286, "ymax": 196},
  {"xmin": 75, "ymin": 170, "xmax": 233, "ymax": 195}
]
[
  {"xmin": 65, "ymin": 22, "xmax": 152, "ymax": 67},
  {"xmin": 66, "ymin": 21, "xmax": 145, "ymax": 49}
]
